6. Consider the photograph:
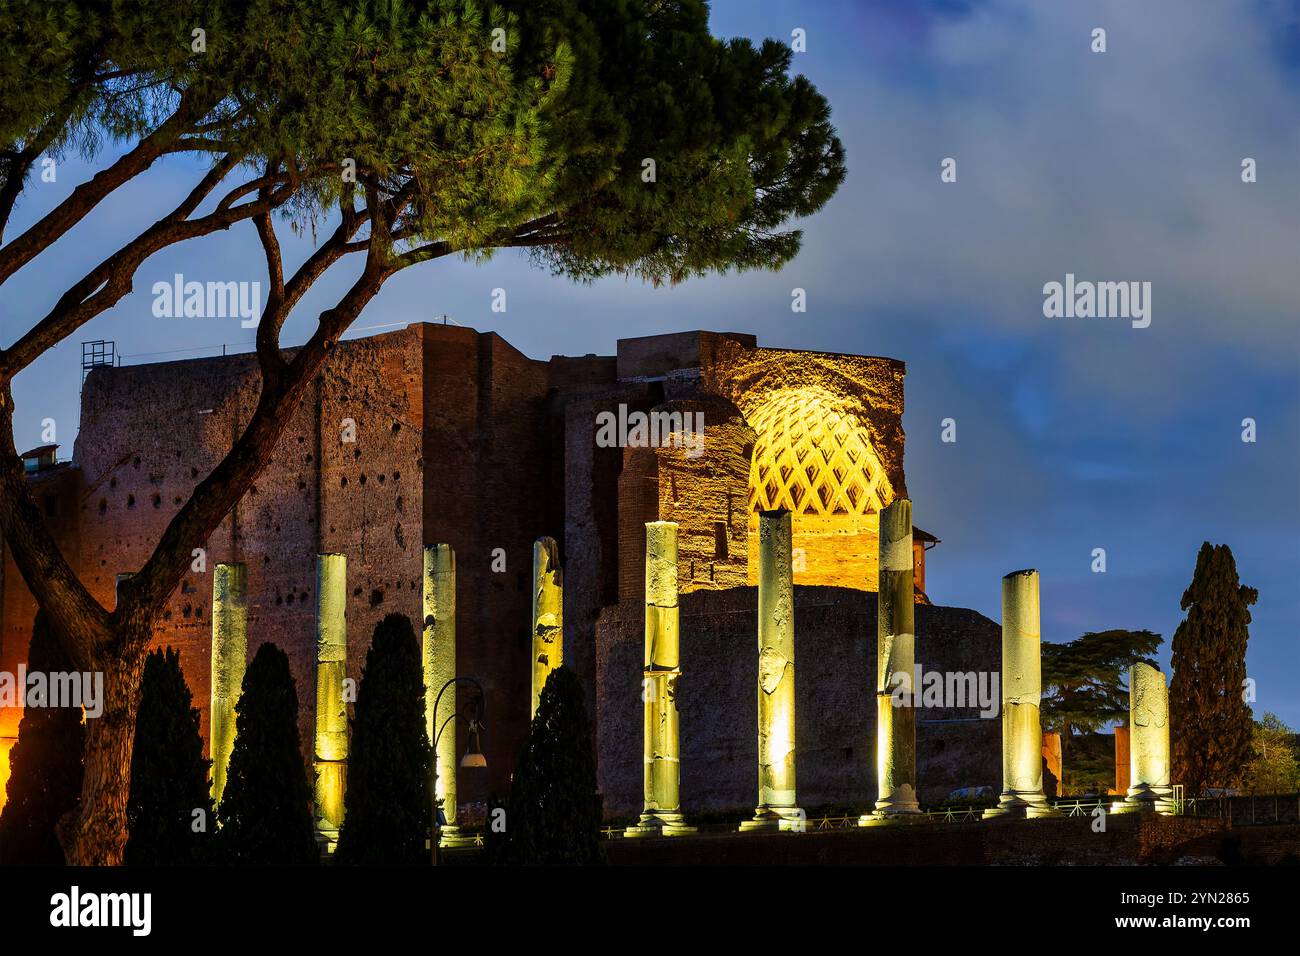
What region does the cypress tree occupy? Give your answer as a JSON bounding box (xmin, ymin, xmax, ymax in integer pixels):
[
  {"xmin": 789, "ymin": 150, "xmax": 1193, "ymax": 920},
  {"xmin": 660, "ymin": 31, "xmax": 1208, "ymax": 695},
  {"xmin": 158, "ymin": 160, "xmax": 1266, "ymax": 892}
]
[
  {"xmin": 334, "ymin": 614, "xmax": 431, "ymax": 865},
  {"xmin": 494, "ymin": 665, "xmax": 602, "ymax": 865},
  {"xmin": 125, "ymin": 648, "xmax": 212, "ymax": 864},
  {"xmin": 216, "ymin": 642, "xmax": 316, "ymax": 865},
  {"xmin": 0, "ymin": 611, "xmax": 84, "ymax": 865},
  {"xmin": 1170, "ymin": 542, "xmax": 1257, "ymax": 796}
]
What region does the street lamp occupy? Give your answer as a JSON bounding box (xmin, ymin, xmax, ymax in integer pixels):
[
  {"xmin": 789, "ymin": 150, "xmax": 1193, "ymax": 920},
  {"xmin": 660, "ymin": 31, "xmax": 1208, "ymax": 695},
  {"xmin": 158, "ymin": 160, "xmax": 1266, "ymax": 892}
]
[{"xmin": 431, "ymin": 676, "xmax": 487, "ymax": 865}]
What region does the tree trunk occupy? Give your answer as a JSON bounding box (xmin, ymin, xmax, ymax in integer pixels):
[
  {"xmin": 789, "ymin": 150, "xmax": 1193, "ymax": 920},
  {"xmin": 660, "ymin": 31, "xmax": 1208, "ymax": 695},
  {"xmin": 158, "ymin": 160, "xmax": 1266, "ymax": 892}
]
[{"xmin": 57, "ymin": 631, "xmax": 148, "ymax": 865}]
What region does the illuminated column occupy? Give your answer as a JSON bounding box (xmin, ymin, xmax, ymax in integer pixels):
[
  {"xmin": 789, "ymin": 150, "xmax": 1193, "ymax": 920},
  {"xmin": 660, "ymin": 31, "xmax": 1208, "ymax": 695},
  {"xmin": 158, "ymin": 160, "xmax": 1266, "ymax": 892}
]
[
  {"xmin": 210, "ymin": 562, "xmax": 247, "ymax": 807},
  {"xmin": 1113, "ymin": 663, "xmax": 1173, "ymax": 814},
  {"xmin": 984, "ymin": 569, "xmax": 1056, "ymax": 819},
  {"xmin": 742, "ymin": 509, "xmax": 803, "ymax": 832},
  {"xmin": 423, "ymin": 543, "xmax": 470, "ymax": 846},
  {"xmin": 864, "ymin": 498, "xmax": 921, "ymax": 823},
  {"xmin": 313, "ymin": 553, "xmax": 348, "ymax": 849},
  {"xmin": 530, "ymin": 536, "xmax": 563, "ymax": 718},
  {"xmin": 626, "ymin": 521, "xmax": 696, "ymax": 837}
]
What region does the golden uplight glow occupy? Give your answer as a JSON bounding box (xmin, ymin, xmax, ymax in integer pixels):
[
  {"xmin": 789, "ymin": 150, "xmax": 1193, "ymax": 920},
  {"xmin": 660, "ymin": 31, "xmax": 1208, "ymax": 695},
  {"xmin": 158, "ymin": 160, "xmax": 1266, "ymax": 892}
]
[
  {"xmin": 747, "ymin": 387, "xmax": 894, "ymax": 587},
  {"xmin": 0, "ymin": 737, "xmax": 13, "ymax": 813}
]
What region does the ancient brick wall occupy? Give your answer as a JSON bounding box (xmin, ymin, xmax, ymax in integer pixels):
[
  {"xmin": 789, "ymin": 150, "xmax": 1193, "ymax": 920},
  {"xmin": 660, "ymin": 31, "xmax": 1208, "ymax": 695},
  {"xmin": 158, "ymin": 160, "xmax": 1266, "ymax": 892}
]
[
  {"xmin": 595, "ymin": 586, "xmax": 1001, "ymax": 818},
  {"xmin": 653, "ymin": 396, "xmax": 753, "ymax": 593},
  {"xmin": 1, "ymin": 325, "xmax": 925, "ymax": 822},
  {"xmin": 561, "ymin": 381, "xmax": 648, "ymax": 734},
  {"xmin": 69, "ymin": 327, "xmax": 427, "ymax": 774},
  {"xmin": 0, "ymin": 464, "xmax": 82, "ymax": 808}
]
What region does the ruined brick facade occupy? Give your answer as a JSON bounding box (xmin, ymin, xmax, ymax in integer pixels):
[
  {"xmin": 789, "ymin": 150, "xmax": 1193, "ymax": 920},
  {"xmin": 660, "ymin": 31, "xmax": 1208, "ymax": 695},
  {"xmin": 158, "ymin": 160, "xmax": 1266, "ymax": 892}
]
[{"xmin": 1, "ymin": 324, "xmax": 996, "ymax": 819}]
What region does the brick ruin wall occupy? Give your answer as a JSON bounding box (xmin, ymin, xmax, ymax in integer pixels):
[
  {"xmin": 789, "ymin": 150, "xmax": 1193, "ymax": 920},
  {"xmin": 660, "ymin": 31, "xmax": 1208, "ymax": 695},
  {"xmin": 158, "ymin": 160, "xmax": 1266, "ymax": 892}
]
[
  {"xmin": 0, "ymin": 324, "xmax": 610, "ymax": 802},
  {"xmin": 68, "ymin": 326, "xmax": 428, "ymax": 790},
  {"xmin": 2, "ymin": 326, "xmax": 928, "ymax": 817},
  {"xmin": 595, "ymin": 586, "xmax": 1001, "ymax": 818}
]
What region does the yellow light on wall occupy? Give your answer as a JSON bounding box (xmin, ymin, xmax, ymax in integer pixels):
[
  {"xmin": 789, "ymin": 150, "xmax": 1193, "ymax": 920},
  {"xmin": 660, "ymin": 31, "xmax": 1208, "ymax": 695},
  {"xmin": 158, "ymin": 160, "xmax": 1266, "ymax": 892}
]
[
  {"xmin": 746, "ymin": 387, "xmax": 894, "ymax": 589},
  {"xmin": 0, "ymin": 737, "xmax": 13, "ymax": 813}
]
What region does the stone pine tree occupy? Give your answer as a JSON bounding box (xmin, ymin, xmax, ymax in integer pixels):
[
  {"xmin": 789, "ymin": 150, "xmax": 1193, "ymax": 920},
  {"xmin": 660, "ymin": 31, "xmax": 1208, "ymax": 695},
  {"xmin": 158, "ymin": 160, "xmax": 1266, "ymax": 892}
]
[
  {"xmin": 0, "ymin": 1, "xmax": 843, "ymax": 863},
  {"xmin": 0, "ymin": 611, "xmax": 83, "ymax": 864},
  {"xmin": 491, "ymin": 665, "xmax": 602, "ymax": 865},
  {"xmin": 216, "ymin": 642, "xmax": 317, "ymax": 865},
  {"xmin": 1042, "ymin": 628, "xmax": 1162, "ymax": 773},
  {"xmin": 1170, "ymin": 542, "xmax": 1257, "ymax": 796},
  {"xmin": 124, "ymin": 648, "xmax": 211, "ymax": 865},
  {"xmin": 334, "ymin": 614, "xmax": 431, "ymax": 865}
]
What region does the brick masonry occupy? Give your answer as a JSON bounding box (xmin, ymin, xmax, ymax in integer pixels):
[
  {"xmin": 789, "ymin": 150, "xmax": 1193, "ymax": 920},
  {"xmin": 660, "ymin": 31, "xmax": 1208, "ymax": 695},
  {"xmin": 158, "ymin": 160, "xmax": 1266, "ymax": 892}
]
[{"xmin": 1, "ymin": 324, "xmax": 984, "ymax": 819}]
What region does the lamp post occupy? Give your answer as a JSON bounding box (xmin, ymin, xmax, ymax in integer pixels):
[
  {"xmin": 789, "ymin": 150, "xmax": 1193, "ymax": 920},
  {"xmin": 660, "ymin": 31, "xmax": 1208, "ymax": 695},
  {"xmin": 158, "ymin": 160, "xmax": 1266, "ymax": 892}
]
[{"xmin": 430, "ymin": 676, "xmax": 487, "ymax": 865}]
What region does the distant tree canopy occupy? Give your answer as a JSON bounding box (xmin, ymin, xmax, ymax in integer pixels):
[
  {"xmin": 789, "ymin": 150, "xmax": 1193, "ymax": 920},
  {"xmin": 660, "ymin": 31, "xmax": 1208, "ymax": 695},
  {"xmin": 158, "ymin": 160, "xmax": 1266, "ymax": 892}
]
[
  {"xmin": 1042, "ymin": 629, "xmax": 1162, "ymax": 740},
  {"xmin": 0, "ymin": 611, "xmax": 83, "ymax": 864},
  {"xmin": 125, "ymin": 648, "xmax": 211, "ymax": 865},
  {"xmin": 1240, "ymin": 713, "xmax": 1299, "ymax": 796},
  {"xmin": 0, "ymin": 0, "xmax": 846, "ymax": 865},
  {"xmin": 1170, "ymin": 543, "xmax": 1256, "ymax": 796},
  {"xmin": 216, "ymin": 643, "xmax": 316, "ymax": 865},
  {"xmin": 334, "ymin": 614, "xmax": 431, "ymax": 866}
]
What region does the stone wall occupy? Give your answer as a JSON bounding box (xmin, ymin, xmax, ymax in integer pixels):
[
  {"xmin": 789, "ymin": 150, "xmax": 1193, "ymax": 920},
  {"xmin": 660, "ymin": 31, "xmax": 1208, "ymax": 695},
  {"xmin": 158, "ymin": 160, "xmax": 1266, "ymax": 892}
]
[
  {"xmin": 0, "ymin": 326, "xmax": 924, "ymax": 819},
  {"xmin": 604, "ymin": 812, "xmax": 1229, "ymax": 866},
  {"xmin": 595, "ymin": 585, "xmax": 1001, "ymax": 818},
  {"xmin": 68, "ymin": 327, "xmax": 428, "ymax": 783}
]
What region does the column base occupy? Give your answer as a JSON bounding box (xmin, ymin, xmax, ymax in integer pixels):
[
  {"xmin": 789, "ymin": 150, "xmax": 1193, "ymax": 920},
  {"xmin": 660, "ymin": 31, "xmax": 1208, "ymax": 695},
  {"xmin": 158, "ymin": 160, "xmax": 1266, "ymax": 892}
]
[
  {"xmin": 624, "ymin": 811, "xmax": 697, "ymax": 838},
  {"xmin": 1111, "ymin": 786, "xmax": 1175, "ymax": 815},
  {"xmin": 739, "ymin": 807, "xmax": 806, "ymax": 833},
  {"xmin": 858, "ymin": 807, "xmax": 927, "ymax": 827},
  {"xmin": 438, "ymin": 825, "xmax": 480, "ymax": 848},
  {"xmin": 314, "ymin": 826, "xmax": 340, "ymax": 856},
  {"xmin": 982, "ymin": 792, "xmax": 1058, "ymax": 819}
]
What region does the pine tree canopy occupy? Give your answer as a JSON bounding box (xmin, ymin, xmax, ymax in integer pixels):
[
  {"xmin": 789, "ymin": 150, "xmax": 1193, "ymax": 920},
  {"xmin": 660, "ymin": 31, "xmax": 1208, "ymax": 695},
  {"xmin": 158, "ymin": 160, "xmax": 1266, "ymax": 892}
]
[
  {"xmin": 1170, "ymin": 542, "xmax": 1257, "ymax": 796},
  {"xmin": 0, "ymin": 611, "xmax": 84, "ymax": 865},
  {"xmin": 334, "ymin": 613, "xmax": 431, "ymax": 866},
  {"xmin": 1, "ymin": 0, "xmax": 846, "ymax": 285},
  {"xmin": 125, "ymin": 647, "xmax": 212, "ymax": 865},
  {"xmin": 216, "ymin": 641, "xmax": 317, "ymax": 865}
]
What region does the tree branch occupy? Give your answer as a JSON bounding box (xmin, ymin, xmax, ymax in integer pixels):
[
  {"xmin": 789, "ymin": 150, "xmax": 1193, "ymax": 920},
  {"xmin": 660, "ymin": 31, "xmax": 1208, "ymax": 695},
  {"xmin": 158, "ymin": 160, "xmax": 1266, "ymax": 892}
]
[
  {"xmin": 0, "ymin": 90, "xmax": 212, "ymax": 285},
  {"xmin": 0, "ymin": 384, "xmax": 111, "ymax": 667},
  {"xmin": 0, "ymin": 157, "xmax": 283, "ymax": 382}
]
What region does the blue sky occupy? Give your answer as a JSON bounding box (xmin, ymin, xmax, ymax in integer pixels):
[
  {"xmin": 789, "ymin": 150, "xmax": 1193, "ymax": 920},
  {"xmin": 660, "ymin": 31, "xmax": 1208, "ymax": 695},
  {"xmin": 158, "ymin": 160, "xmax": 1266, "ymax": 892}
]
[{"xmin": 3, "ymin": 1, "xmax": 1298, "ymax": 723}]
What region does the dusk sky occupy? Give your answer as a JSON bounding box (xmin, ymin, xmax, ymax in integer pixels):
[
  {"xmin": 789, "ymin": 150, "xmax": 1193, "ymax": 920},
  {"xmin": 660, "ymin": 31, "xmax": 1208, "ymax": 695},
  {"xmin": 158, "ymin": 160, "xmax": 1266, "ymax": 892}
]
[{"xmin": 3, "ymin": 1, "xmax": 1298, "ymax": 722}]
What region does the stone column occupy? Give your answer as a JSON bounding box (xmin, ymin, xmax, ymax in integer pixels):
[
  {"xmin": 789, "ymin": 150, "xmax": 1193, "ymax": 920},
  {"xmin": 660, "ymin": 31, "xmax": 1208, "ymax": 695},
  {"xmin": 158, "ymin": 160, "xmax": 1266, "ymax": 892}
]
[
  {"xmin": 530, "ymin": 536, "xmax": 563, "ymax": 718},
  {"xmin": 423, "ymin": 543, "xmax": 470, "ymax": 846},
  {"xmin": 984, "ymin": 569, "xmax": 1056, "ymax": 818},
  {"xmin": 742, "ymin": 509, "xmax": 803, "ymax": 832},
  {"xmin": 210, "ymin": 562, "xmax": 247, "ymax": 807},
  {"xmin": 864, "ymin": 498, "xmax": 921, "ymax": 823},
  {"xmin": 313, "ymin": 553, "xmax": 348, "ymax": 849},
  {"xmin": 626, "ymin": 521, "xmax": 696, "ymax": 837},
  {"xmin": 1113, "ymin": 663, "xmax": 1173, "ymax": 814}
]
